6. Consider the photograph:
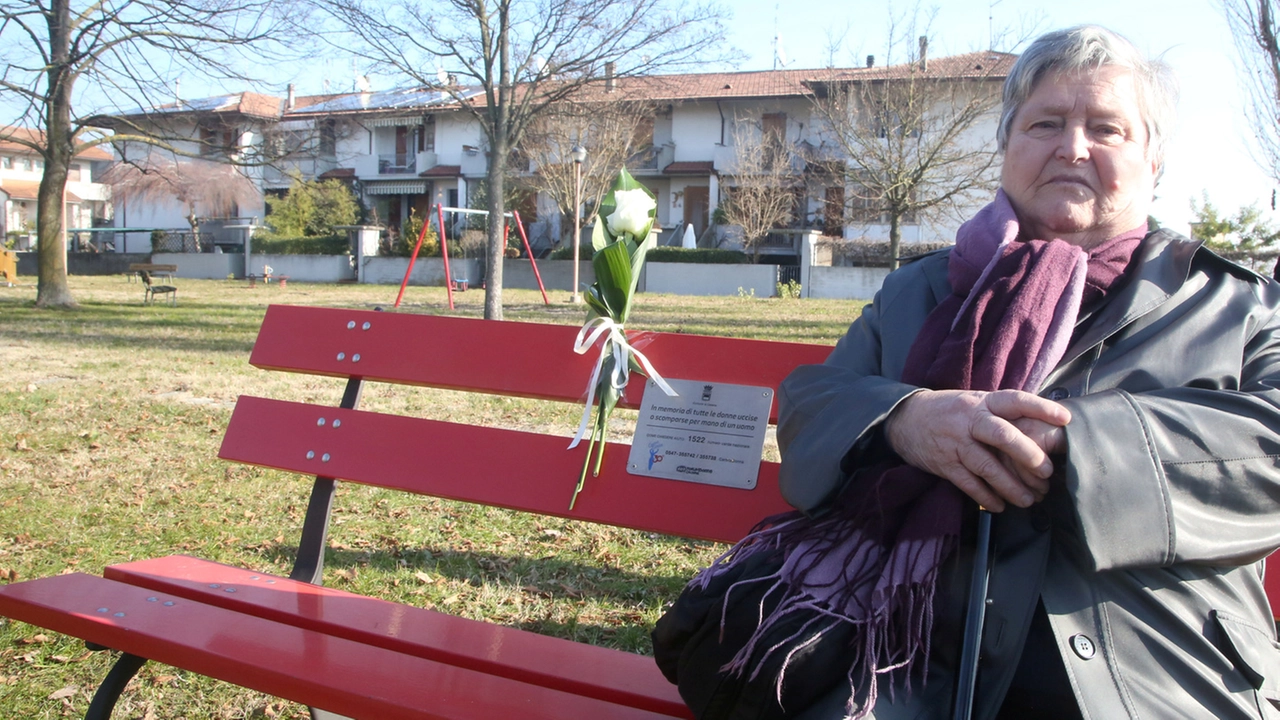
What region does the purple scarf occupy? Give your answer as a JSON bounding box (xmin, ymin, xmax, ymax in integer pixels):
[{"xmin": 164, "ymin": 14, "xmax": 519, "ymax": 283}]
[{"xmin": 692, "ymin": 191, "xmax": 1144, "ymax": 718}]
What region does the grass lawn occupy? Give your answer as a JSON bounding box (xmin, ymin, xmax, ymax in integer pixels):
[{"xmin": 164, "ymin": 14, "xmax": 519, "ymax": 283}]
[{"xmin": 0, "ymin": 275, "xmax": 867, "ymax": 719}]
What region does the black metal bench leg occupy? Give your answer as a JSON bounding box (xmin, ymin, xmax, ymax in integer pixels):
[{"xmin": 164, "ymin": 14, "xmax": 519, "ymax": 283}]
[{"xmin": 84, "ymin": 652, "xmax": 148, "ymax": 720}]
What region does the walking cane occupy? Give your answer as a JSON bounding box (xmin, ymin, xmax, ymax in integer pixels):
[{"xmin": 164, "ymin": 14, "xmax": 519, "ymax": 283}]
[{"xmin": 952, "ymin": 508, "xmax": 993, "ymax": 720}]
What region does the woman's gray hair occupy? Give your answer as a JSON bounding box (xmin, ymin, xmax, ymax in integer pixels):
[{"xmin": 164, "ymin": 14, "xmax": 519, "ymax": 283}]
[{"xmin": 997, "ymin": 25, "xmax": 1179, "ymax": 177}]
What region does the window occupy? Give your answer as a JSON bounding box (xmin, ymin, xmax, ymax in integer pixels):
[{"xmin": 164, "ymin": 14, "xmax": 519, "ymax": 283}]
[
  {"xmin": 21, "ymin": 157, "xmax": 33, "ymax": 171},
  {"xmin": 320, "ymin": 119, "xmax": 337, "ymax": 156},
  {"xmin": 847, "ymin": 173, "xmax": 917, "ymax": 225},
  {"xmin": 199, "ymin": 124, "xmax": 239, "ymax": 156},
  {"xmin": 762, "ymin": 113, "xmax": 787, "ymax": 146},
  {"xmin": 0, "ymin": 156, "xmax": 10, "ymax": 169},
  {"xmin": 418, "ymin": 117, "xmax": 435, "ymax": 153},
  {"xmin": 68, "ymin": 163, "xmax": 81, "ymax": 182}
]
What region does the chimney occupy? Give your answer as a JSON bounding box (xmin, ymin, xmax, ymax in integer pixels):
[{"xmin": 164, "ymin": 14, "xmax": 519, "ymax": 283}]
[
  {"xmin": 286, "ymin": 83, "xmax": 296, "ymax": 110},
  {"xmin": 919, "ymin": 36, "xmax": 928, "ymax": 71},
  {"xmin": 866, "ymin": 54, "xmax": 875, "ymax": 68},
  {"xmin": 605, "ymin": 61, "xmax": 616, "ymax": 93}
]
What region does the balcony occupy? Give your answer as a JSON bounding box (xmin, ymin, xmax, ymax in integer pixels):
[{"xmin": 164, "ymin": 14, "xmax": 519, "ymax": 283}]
[
  {"xmin": 378, "ymin": 153, "xmax": 417, "ymax": 175},
  {"xmin": 628, "ymin": 143, "xmax": 674, "ymax": 174}
]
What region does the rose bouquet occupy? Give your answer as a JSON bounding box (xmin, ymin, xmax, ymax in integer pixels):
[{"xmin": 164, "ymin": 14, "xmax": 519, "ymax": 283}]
[{"xmin": 567, "ymin": 168, "xmax": 676, "ymax": 509}]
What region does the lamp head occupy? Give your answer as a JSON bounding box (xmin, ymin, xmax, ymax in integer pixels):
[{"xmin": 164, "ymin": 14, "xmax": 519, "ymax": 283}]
[{"xmin": 571, "ymin": 145, "xmax": 587, "ymax": 164}]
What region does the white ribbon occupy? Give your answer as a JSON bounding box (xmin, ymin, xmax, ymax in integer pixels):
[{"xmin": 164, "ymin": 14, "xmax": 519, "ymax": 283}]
[{"xmin": 568, "ymin": 316, "xmax": 678, "ymax": 449}]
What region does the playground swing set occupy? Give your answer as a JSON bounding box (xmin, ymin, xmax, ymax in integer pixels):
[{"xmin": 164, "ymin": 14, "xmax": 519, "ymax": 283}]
[{"xmin": 394, "ymin": 204, "xmax": 551, "ymax": 310}]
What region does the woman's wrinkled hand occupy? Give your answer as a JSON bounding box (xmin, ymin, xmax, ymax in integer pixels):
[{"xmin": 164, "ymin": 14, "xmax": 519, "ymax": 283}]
[{"xmin": 884, "ymin": 389, "xmax": 1070, "ymax": 511}]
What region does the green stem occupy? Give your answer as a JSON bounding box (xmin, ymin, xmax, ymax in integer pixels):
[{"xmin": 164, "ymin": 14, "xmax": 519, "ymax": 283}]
[
  {"xmin": 570, "ymin": 429, "xmax": 597, "ymax": 510},
  {"xmin": 591, "ymin": 421, "xmax": 608, "ymax": 477}
]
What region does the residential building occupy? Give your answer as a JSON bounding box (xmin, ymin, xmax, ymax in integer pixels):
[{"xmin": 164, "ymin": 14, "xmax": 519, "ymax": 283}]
[
  {"xmin": 95, "ymin": 49, "xmax": 1014, "ymax": 257},
  {"xmin": 0, "ymin": 127, "xmax": 113, "ymax": 250}
]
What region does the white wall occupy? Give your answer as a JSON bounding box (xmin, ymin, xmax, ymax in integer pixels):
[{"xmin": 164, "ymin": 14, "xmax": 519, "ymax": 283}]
[
  {"xmin": 642, "ymin": 262, "xmax": 778, "ymax": 297},
  {"xmin": 358, "ymin": 256, "xmax": 482, "ymax": 286},
  {"xmin": 152, "ymin": 252, "xmax": 240, "ymax": 278},
  {"xmin": 670, "ymin": 103, "xmax": 723, "ymax": 162},
  {"xmin": 806, "ymin": 266, "xmax": 890, "ymax": 300}
]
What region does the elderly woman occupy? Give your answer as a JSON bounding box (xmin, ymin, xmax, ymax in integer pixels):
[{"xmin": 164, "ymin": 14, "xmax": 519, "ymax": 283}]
[
  {"xmin": 656, "ymin": 24, "xmax": 1280, "ymax": 720},
  {"xmin": 779, "ymin": 25, "xmax": 1280, "ymax": 719}
]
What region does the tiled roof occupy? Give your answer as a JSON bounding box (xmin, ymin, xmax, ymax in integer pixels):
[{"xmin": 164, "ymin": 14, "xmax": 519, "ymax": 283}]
[
  {"xmin": 567, "ymin": 52, "xmax": 1016, "ymax": 103},
  {"xmin": 94, "ymin": 51, "xmax": 1016, "ymax": 129},
  {"xmin": 277, "ymin": 51, "xmax": 1016, "ymax": 119},
  {"xmin": 318, "ymin": 167, "xmax": 356, "ymax": 179},
  {"xmin": 0, "ymin": 179, "xmax": 81, "ymax": 203},
  {"xmin": 0, "ymin": 126, "xmax": 114, "ymax": 160},
  {"xmin": 112, "ymin": 92, "xmax": 284, "ymax": 120},
  {"xmin": 287, "ymin": 87, "xmax": 485, "ymax": 117},
  {"xmin": 820, "ymin": 51, "xmax": 1017, "ymax": 83},
  {"xmin": 420, "ymin": 164, "xmax": 462, "ymax": 178},
  {"xmin": 662, "ymin": 161, "xmax": 716, "ymax": 175}
]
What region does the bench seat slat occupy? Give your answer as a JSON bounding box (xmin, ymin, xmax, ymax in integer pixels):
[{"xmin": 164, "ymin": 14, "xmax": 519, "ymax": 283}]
[
  {"xmin": 250, "ymin": 305, "xmax": 833, "ymax": 420},
  {"xmin": 104, "ymin": 555, "xmax": 691, "ymax": 718},
  {"xmin": 0, "ymin": 573, "xmax": 682, "ymax": 720},
  {"xmin": 220, "ymin": 396, "xmax": 792, "ymax": 543}
]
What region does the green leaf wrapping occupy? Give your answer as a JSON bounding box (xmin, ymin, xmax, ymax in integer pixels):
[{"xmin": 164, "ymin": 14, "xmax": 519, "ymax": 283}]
[
  {"xmin": 591, "ymin": 217, "xmax": 610, "ymax": 254},
  {"xmin": 569, "ymin": 167, "xmax": 661, "ymax": 510},
  {"xmin": 593, "ymin": 240, "xmax": 633, "ymax": 322}
]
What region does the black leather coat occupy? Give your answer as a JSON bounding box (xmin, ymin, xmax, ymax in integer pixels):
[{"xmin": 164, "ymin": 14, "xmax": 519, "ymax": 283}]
[{"xmin": 779, "ymin": 230, "xmax": 1280, "ymax": 719}]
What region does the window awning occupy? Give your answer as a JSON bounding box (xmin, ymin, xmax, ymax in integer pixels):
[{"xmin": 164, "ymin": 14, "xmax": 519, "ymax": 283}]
[
  {"xmin": 365, "ymin": 116, "xmax": 423, "ymax": 128},
  {"xmin": 364, "ymin": 181, "xmax": 426, "ymax": 195}
]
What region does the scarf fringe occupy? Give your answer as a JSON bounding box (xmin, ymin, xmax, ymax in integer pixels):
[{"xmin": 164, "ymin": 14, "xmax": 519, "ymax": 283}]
[{"xmin": 696, "ymin": 512, "xmax": 954, "ymax": 718}]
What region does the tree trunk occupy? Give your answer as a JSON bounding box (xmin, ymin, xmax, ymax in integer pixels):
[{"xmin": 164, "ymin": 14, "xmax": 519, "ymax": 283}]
[
  {"xmin": 483, "ymin": 152, "xmax": 506, "ymax": 320},
  {"xmin": 888, "ymin": 211, "xmax": 902, "ymax": 272},
  {"xmin": 35, "ymin": 0, "xmax": 76, "ymax": 308},
  {"xmin": 481, "ymin": 0, "xmax": 512, "ymax": 321}
]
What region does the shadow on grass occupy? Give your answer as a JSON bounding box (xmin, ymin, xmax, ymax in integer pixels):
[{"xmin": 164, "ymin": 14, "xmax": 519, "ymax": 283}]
[{"xmin": 258, "ymin": 544, "xmax": 700, "ymax": 603}]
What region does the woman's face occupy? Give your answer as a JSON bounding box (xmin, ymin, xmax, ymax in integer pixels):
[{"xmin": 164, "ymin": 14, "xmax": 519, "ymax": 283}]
[{"xmin": 1000, "ymin": 65, "xmax": 1157, "ymax": 248}]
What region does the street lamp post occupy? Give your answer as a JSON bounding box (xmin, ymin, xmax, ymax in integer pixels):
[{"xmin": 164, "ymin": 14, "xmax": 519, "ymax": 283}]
[{"xmin": 570, "ymin": 144, "xmax": 587, "ymax": 303}]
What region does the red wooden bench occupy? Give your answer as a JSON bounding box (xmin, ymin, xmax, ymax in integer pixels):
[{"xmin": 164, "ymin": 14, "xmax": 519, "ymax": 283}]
[{"xmin": 0, "ymin": 304, "xmax": 830, "ymax": 719}]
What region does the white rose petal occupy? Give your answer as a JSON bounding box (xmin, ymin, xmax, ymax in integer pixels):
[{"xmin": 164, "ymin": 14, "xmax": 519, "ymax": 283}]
[{"xmin": 606, "ymin": 188, "xmax": 656, "ymax": 238}]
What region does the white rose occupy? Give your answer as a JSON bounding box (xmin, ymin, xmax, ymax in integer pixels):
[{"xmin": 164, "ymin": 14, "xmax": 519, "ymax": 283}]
[{"xmin": 606, "ymin": 188, "xmax": 656, "ymax": 238}]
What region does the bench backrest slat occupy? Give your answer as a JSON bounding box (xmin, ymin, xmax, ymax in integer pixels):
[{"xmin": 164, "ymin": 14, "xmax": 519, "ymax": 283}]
[
  {"xmin": 250, "ymin": 305, "xmax": 832, "ymax": 421},
  {"xmin": 220, "ymin": 396, "xmax": 791, "ymax": 543}
]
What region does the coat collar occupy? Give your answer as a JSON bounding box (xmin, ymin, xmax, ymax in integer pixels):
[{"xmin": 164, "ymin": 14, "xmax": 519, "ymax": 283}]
[{"xmin": 1057, "ymin": 229, "xmax": 1201, "ymax": 366}]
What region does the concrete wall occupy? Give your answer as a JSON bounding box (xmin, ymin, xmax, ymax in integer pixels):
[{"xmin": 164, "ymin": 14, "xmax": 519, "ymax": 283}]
[
  {"xmin": 16, "ymin": 251, "xmax": 151, "ymax": 276},
  {"xmin": 358, "ymin": 256, "xmax": 482, "ymax": 286},
  {"xmin": 643, "ymin": 262, "xmax": 779, "ymax": 297},
  {"xmin": 150, "ymin": 253, "xmax": 355, "ymax": 281},
  {"xmin": 502, "ymin": 259, "xmax": 594, "ymax": 292},
  {"xmin": 807, "ymin": 266, "xmax": 890, "ymax": 301},
  {"xmin": 152, "ymin": 252, "xmax": 241, "ymax": 279}
]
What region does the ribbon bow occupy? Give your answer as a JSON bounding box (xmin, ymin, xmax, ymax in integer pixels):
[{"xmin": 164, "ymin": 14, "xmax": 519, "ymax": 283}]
[{"xmin": 568, "ymin": 316, "xmax": 677, "ymax": 450}]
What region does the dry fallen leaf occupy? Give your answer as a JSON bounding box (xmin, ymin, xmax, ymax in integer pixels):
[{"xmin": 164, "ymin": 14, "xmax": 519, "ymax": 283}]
[
  {"xmin": 47, "ymin": 686, "xmax": 77, "ymax": 700},
  {"xmin": 17, "ymin": 634, "xmax": 49, "ymax": 645},
  {"xmin": 414, "ymin": 571, "xmax": 433, "ymax": 584}
]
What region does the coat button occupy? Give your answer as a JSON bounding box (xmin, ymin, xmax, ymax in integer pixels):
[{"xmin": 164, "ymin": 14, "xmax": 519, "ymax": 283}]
[
  {"xmin": 1070, "ymin": 634, "xmax": 1096, "ymax": 659},
  {"xmin": 1047, "ymin": 387, "xmax": 1071, "ymax": 401}
]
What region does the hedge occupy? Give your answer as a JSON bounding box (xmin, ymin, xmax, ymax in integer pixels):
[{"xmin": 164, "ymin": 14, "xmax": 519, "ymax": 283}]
[
  {"xmin": 819, "ymin": 239, "xmax": 954, "ymax": 266},
  {"xmin": 251, "ymin": 234, "xmax": 349, "ymax": 255},
  {"xmin": 549, "ymin": 245, "xmax": 749, "ymax": 264}
]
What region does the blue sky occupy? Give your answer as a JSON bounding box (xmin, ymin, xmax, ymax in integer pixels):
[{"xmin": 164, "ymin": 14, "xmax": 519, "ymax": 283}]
[{"xmin": 722, "ymin": 0, "xmax": 1272, "ymax": 235}]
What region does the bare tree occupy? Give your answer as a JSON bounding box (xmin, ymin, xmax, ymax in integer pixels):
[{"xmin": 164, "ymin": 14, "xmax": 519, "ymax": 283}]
[
  {"xmin": 1225, "ymin": 1, "xmax": 1280, "ymax": 184},
  {"xmin": 102, "ymin": 157, "xmax": 260, "ymax": 237},
  {"xmin": 318, "ymin": 0, "xmax": 730, "ymax": 320},
  {"xmin": 718, "ymin": 118, "xmax": 802, "ymax": 261},
  {"xmin": 809, "ymin": 25, "xmax": 1010, "ymax": 269},
  {"xmin": 0, "ymin": 0, "xmax": 305, "ymax": 307},
  {"xmin": 520, "ymin": 94, "xmax": 655, "ymax": 245}
]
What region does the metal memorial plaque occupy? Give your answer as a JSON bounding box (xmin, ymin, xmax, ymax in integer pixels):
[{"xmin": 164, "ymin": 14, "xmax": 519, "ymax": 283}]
[{"xmin": 627, "ymin": 378, "xmax": 774, "ymax": 489}]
